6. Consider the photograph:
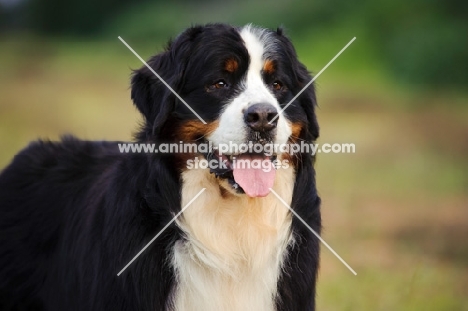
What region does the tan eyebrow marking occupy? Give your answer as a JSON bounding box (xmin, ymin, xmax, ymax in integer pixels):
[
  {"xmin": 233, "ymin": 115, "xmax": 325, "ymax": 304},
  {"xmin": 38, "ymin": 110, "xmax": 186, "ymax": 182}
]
[
  {"xmin": 224, "ymin": 58, "xmax": 239, "ymax": 73},
  {"xmin": 263, "ymin": 59, "xmax": 275, "ymax": 75}
]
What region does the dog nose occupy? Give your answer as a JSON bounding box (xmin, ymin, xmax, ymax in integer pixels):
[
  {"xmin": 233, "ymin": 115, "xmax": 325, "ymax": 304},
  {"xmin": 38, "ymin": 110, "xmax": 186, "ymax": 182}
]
[{"xmin": 244, "ymin": 103, "xmax": 278, "ymax": 132}]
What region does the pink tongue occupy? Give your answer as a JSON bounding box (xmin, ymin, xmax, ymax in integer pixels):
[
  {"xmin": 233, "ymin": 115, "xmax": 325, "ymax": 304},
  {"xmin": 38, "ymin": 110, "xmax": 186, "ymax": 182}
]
[{"xmin": 232, "ymin": 155, "xmax": 276, "ymax": 197}]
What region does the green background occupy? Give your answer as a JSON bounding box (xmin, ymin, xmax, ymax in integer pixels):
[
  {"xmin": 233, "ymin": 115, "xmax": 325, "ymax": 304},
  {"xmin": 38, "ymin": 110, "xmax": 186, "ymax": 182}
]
[{"xmin": 1, "ymin": 0, "xmax": 467, "ymax": 309}]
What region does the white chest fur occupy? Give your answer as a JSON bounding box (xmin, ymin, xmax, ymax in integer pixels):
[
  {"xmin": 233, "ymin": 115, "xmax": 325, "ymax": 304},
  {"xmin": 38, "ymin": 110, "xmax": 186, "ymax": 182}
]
[{"xmin": 171, "ymin": 166, "xmax": 295, "ymax": 311}]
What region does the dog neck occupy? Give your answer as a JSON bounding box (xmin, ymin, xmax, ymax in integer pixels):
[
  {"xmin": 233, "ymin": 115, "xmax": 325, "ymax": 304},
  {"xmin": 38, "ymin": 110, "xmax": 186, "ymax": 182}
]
[{"xmin": 171, "ymin": 166, "xmax": 295, "ymax": 311}]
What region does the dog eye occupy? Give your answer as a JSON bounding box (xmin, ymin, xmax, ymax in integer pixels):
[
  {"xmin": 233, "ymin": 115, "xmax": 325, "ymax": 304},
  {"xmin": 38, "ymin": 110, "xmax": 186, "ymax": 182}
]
[
  {"xmin": 213, "ymin": 80, "xmax": 228, "ymax": 89},
  {"xmin": 272, "ymin": 81, "xmax": 282, "ymax": 91}
]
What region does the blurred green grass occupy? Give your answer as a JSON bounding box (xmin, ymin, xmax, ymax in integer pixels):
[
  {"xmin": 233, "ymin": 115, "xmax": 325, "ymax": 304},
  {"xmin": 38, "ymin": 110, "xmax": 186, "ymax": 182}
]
[{"xmin": 0, "ymin": 35, "xmax": 467, "ymax": 310}]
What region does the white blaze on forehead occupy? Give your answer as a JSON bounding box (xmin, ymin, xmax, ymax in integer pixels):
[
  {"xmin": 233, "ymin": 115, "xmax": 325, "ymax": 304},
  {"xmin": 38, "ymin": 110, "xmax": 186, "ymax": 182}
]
[
  {"xmin": 238, "ymin": 25, "xmax": 277, "ymax": 102},
  {"xmin": 239, "ymin": 25, "xmax": 268, "ymax": 82}
]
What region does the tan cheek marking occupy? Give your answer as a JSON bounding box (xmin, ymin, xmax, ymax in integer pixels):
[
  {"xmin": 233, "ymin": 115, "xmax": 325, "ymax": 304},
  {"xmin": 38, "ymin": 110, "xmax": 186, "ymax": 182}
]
[
  {"xmin": 225, "ymin": 58, "xmax": 239, "ymax": 73},
  {"xmin": 282, "ymin": 122, "xmax": 304, "ymax": 166},
  {"xmin": 173, "ymin": 120, "xmax": 220, "ymax": 170},
  {"xmin": 263, "ymin": 59, "xmax": 275, "ymax": 75},
  {"xmin": 175, "ymin": 120, "xmax": 219, "ymax": 142},
  {"xmin": 290, "ymin": 122, "xmax": 303, "ymax": 138}
]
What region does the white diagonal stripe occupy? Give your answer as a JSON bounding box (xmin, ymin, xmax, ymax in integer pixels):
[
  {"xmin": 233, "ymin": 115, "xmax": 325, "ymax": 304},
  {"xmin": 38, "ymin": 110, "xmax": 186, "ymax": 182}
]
[
  {"xmin": 117, "ymin": 188, "xmax": 206, "ymax": 276},
  {"xmin": 269, "ymin": 37, "xmax": 356, "ymax": 124},
  {"xmin": 118, "ymin": 36, "xmax": 207, "ymax": 124},
  {"xmin": 269, "ymin": 188, "xmax": 357, "ymax": 275}
]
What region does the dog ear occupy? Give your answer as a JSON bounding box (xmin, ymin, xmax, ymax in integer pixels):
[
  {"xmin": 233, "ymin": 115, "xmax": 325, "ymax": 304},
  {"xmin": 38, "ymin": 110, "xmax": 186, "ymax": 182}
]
[
  {"xmin": 296, "ymin": 64, "xmax": 319, "ymax": 142},
  {"xmin": 276, "ymin": 29, "xmax": 319, "ymax": 142},
  {"xmin": 131, "ymin": 26, "xmax": 203, "ymax": 139}
]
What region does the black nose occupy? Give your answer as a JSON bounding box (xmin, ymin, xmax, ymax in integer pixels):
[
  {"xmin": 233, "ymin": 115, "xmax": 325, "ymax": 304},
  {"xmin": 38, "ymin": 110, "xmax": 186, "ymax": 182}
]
[{"xmin": 244, "ymin": 103, "xmax": 278, "ymax": 132}]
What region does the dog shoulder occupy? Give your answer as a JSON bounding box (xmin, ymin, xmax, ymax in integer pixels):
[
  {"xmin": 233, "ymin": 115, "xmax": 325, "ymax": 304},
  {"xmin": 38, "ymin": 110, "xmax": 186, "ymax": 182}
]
[
  {"xmin": 2, "ymin": 136, "xmax": 121, "ymax": 180},
  {"xmin": 0, "ymin": 136, "xmax": 128, "ymax": 216}
]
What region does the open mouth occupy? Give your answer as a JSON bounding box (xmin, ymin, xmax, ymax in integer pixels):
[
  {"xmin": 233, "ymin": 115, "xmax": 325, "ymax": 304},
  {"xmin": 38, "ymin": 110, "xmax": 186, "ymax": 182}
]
[{"xmin": 205, "ymin": 149, "xmax": 278, "ymax": 198}]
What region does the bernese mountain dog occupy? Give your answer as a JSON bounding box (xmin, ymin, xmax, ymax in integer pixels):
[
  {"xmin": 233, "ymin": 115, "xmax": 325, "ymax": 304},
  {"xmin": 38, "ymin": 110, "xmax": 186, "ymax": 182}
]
[{"xmin": 0, "ymin": 24, "xmax": 321, "ymax": 310}]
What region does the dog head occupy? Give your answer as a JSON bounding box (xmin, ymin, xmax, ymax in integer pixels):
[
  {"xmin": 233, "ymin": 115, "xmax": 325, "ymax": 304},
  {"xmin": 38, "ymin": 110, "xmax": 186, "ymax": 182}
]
[{"xmin": 131, "ymin": 24, "xmax": 319, "ymax": 197}]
